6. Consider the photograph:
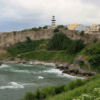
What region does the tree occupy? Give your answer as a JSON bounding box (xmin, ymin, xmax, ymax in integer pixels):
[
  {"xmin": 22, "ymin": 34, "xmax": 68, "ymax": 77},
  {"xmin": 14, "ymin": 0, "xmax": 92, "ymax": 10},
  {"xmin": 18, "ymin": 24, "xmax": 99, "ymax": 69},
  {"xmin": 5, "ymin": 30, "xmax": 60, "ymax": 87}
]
[
  {"xmin": 43, "ymin": 25, "xmax": 47, "ymax": 29},
  {"xmin": 39, "ymin": 27, "xmax": 42, "ymax": 30},
  {"xmin": 57, "ymin": 25, "xmax": 64, "ymax": 29},
  {"xmin": 54, "ymin": 28, "xmax": 59, "ymax": 32}
]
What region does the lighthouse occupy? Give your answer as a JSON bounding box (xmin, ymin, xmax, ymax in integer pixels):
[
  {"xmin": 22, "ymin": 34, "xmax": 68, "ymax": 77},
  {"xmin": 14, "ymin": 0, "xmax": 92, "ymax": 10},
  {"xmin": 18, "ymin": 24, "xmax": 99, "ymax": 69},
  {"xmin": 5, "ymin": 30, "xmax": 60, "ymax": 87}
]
[{"xmin": 51, "ymin": 15, "xmax": 56, "ymax": 29}]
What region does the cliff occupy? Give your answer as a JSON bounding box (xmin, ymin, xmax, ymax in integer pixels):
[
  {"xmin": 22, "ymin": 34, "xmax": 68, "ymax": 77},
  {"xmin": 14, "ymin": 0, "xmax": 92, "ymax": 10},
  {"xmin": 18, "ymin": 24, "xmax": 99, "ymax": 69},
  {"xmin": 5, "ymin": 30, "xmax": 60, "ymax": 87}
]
[{"xmin": 0, "ymin": 29, "xmax": 100, "ymax": 48}]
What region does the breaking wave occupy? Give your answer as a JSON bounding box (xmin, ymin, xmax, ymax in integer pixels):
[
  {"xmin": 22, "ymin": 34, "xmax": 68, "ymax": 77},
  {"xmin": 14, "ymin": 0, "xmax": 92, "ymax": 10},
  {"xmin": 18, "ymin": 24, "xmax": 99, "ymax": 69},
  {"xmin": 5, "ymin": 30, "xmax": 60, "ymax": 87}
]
[
  {"xmin": 0, "ymin": 82, "xmax": 24, "ymax": 89},
  {"xmin": 0, "ymin": 64, "xmax": 10, "ymax": 68}
]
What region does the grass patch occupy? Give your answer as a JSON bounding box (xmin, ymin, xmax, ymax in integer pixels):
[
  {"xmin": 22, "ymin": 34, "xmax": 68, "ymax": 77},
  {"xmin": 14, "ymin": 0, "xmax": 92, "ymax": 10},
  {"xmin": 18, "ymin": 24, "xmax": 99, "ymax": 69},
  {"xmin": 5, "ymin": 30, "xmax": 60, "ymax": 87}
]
[
  {"xmin": 47, "ymin": 74, "xmax": 100, "ymax": 100},
  {"xmin": 19, "ymin": 50, "xmax": 85, "ymax": 63},
  {"xmin": 0, "ymin": 53, "xmax": 12, "ymax": 60}
]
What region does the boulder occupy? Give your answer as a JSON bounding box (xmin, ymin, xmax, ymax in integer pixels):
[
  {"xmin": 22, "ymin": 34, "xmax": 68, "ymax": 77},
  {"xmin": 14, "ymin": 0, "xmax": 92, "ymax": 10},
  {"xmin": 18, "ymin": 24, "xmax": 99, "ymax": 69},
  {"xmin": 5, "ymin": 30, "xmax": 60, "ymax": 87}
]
[
  {"xmin": 62, "ymin": 70, "xmax": 70, "ymax": 74},
  {"xmin": 0, "ymin": 61, "xmax": 3, "ymax": 66},
  {"xmin": 55, "ymin": 62, "xmax": 70, "ymax": 70}
]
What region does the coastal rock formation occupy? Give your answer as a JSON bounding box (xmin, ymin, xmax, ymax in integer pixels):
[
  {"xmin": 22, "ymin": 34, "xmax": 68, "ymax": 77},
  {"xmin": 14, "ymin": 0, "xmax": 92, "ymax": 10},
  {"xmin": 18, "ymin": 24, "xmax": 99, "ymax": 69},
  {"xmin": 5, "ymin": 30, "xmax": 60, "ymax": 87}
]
[
  {"xmin": 0, "ymin": 61, "xmax": 3, "ymax": 66},
  {"xmin": 56, "ymin": 62, "xmax": 96, "ymax": 77},
  {"xmin": 73, "ymin": 56, "xmax": 90, "ymax": 68}
]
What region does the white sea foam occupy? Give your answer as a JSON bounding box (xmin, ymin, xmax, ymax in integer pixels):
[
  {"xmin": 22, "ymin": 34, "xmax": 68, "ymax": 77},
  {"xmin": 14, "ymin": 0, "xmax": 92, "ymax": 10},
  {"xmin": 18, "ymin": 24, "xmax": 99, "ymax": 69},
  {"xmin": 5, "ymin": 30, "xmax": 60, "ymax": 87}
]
[
  {"xmin": 17, "ymin": 64, "xmax": 33, "ymax": 67},
  {"xmin": 0, "ymin": 64, "xmax": 10, "ymax": 68},
  {"xmin": 43, "ymin": 69, "xmax": 62, "ymax": 74},
  {"xmin": 0, "ymin": 82, "xmax": 24, "ymax": 89},
  {"xmin": 10, "ymin": 69, "xmax": 30, "ymax": 73},
  {"xmin": 38, "ymin": 76, "xmax": 44, "ymax": 79},
  {"xmin": 43, "ymin": 68, "xmax": 84, "ymax": 79}
]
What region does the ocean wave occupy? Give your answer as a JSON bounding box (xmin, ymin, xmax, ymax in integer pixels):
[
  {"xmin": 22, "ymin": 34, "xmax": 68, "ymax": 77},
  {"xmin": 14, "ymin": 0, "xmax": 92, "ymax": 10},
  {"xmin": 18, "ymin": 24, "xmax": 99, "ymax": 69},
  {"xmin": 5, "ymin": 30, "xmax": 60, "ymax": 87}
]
[
  {"xmin": 0, "ymin": 64, "xmax": 10, "ymax": 68},
  {"xmin": 0, "ymin": 82, "xmax": 24, "ymax": 89},
  {"xmin": 10, "ymin": 69, "xmax": 30, "ymax": 73},
  {"xmin": 43, "ymin": 68, "xmax": 84, "ymax": 79},
  {"xmin": 16, "ymin": 63, "xmax": 33, "ymax": 67},
  {"xmin": 38, "ymin": 76, "xmax": 44, "ymax": 79},
  {"xmin": 43, "ymin": 69, "xmax": 62, "ymax": 74}
]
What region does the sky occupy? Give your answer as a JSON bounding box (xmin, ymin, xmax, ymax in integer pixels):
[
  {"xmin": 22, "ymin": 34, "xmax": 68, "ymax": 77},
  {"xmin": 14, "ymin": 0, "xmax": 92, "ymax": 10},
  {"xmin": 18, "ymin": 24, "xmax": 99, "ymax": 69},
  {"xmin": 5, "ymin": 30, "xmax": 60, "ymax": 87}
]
[{"xmin": 0, "ymin": 0, "xmax": 100, "ymax": 32}]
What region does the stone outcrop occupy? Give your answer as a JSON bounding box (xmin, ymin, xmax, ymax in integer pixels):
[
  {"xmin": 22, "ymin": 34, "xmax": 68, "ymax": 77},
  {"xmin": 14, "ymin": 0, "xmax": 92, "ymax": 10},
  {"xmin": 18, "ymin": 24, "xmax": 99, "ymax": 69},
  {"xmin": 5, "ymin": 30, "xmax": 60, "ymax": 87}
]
[
  {"xmin": 0, "ymin": 61, "xmax": 3, "ymax": 66},
  {"xmin": 0, "ymin": 28, "xmax": 100, "ymax": 48},
  {"xmin": 56, "ymin": 63, "xmax": 96, "ymax": 77},
  {"xmin": 73, "ymin": 56, "xmax": 90, "ymax": 68}
]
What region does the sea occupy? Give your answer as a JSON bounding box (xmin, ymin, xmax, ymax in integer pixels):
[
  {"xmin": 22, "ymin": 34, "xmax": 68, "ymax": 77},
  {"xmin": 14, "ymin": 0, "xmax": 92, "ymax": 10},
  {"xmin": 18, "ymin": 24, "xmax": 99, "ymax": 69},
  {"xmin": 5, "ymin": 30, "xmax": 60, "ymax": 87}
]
[{"xmin": 0, "ymin": 64, "xmax": 85, "ymax": 100}]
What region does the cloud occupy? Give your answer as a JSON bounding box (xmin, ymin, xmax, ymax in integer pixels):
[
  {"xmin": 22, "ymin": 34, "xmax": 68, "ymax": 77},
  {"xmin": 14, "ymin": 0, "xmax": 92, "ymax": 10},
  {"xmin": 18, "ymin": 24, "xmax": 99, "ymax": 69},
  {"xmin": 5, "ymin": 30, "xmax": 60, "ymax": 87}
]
[{"xmin": 0, "ymin": 0, "xmax": 100, "ymax": 32}]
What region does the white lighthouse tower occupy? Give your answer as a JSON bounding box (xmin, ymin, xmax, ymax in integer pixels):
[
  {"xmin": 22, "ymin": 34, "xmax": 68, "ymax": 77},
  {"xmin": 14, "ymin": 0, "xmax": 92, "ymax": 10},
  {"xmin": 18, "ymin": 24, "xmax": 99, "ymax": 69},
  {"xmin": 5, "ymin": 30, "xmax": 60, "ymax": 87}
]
[{"xmin": 51, "ymin": 15, "xmax": 56, "ymax": 29}]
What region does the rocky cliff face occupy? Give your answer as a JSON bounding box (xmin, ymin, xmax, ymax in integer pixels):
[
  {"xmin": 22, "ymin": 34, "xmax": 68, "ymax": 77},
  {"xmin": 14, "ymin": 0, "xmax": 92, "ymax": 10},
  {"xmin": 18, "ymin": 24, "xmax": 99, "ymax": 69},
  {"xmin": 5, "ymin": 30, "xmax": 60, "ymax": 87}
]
[{"xmin": 0, "ymin": 29, "xmax": 100, "ymax": 48}]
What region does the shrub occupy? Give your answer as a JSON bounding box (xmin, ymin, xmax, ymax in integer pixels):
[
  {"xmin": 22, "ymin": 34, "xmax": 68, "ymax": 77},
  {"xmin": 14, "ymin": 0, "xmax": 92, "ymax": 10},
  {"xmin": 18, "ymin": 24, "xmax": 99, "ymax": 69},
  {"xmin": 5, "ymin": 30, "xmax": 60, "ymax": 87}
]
[
  {"xmin": 89, "ymin": 55, "xmax": 100, "ymax": 71},
  {"xmin": 66, "ymin": 39, "xmax": 85, "ymax": 54},
  {"xmin": 93, "ymin": 38, "xmax": 98, "ymax": 43},
  {"xmin": 47, "ymin": 32, "xmax": 70, "ymax": 50},
  {"xmin": 54, "ymin": 28, "xmax": 59, "ymax": 32},
  {"xmin": 64, "ymin": 28, "xmax": 68, "ymax": 30},
  {"xmin": 75, "ymin": 31, "xmax": 77, "ymax": 35},
  {"xmin": 26, "ymin": 37, "xmax": 32, "ymax": 43},
  {"xmin": 57, "ymin": 25, "xmax": 64, "ymax": 28},
  {"xmin": 78, "ymin": 60, "xmax": 84, "ymax": 67},
  {"xmin": 75, "ymin": 79, "xmax": 85, "ymax": 87},
  {"xmin": 10, "ymin": 57, "xmax": 14, "ymax": 61},
  {"xmin": 13, "ymin": 31, "xmax": 17, "ymax": 35},
  {"xmin": 54, "ymin": 85, "xmax": 66, "ymax": 94},
  {"xmin": 43, "ymin": 25, "xmax": 47, "ymax": 29},
  {"xmin": 68, "ymin": 81, "xmax": 77, "ymax": 90},
  {"xmin": 85, "ymin": 43, "xmax": 100, "ymax": 55},
  {"xmin": 24, "ymin": 92, "xmax": 35, "ymax": 100},
  {"xmin": 80, "ymin": 31, "xmax": 84, "ymax": 36},
  {"xmin": 35, "ymin": 88, "xmax": 40, "ymax": 100},
  {"xmin": 42, "ymin": 86, "xmax": 55, "ymax": 96},
  {"xmin": 7, "ymin": 39, "xmax": 45, "ymax": 56}
]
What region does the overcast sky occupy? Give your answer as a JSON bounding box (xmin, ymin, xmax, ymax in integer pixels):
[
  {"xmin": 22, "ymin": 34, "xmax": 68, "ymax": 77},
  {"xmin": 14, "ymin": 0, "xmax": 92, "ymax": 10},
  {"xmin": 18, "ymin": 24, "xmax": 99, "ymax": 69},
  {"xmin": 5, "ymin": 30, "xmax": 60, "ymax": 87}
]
[{"xmin": 0, "ymin": 0, "xmax": 100, "ymax": 32}]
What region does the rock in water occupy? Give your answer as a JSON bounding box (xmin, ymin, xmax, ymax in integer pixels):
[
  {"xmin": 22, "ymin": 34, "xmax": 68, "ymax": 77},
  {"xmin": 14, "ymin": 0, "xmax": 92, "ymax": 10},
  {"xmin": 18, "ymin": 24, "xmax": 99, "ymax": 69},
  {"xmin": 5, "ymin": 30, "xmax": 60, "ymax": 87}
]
[{"xmin": 0, "ymin": 61, "xmax": 3, "ymax": 66}]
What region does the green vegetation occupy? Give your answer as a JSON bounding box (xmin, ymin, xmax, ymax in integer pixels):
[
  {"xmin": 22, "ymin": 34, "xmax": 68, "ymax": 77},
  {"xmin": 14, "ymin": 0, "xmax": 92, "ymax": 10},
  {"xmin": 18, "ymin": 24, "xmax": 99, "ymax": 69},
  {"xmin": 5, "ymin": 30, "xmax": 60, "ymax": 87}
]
[
  {"xmin": 93, "ymin": 38, "xmax": 98, "ymax": 43},
  {"xmin": 13, "ymin": 31, "xmax": 18, "ymax": 35},
  {"xmin": 43, "ymin": 25, "xmax": 48, "ymax": 29},
  {"xmin": 19, "ymin": 50, "xmax": 74, "ymax": 63},
  {"xmin": 47, "ymin": 32, "xmax": 85, "ymax": 54},
  {"xmin": 53, "ymin": 28, "xmax": 59, "ymax": 32},
  {"xmin": 78, "ymin": 60, "xmax": 88, "ymax": 68},
  {"xmin": 21, "ymin": 27, "xmax": 41, "ymax": 32},
  {"xmin": 46, "ymin": 74, "xmax": 100, "ymax": 100},
  {"xmin": 99, "ymin": 28, "xmax": 100, "ymax": 32},
  {"xmin": 19, "ymin": 79, "xmax": 86, "ymax": 100},
  {"xmin": 66, "ymin": 39, "xmax": 85, "ymax": 54},
  {"xmin": 7, "ymin": 37, "xmax": 46, "ymax": 57},
  {"xmin": 84, "ymin": 43, "xmax": 100, "ymax": 72},
  {"xmin": 0, "ymin": 53, "xmax": 12, "ymax": 60},
  {"xmin": 57, "ymin": 25, "xmax": 64, "ymax": 29},
  {"xmin": 64, "ymin": 27, "xmax": 68, "ymax": 30},
  {"xmin": 80, "ymin": 31, "xmax": 84, "ymax": 36},
  {"xmin": 19, "ymin": 74, "xmax": 100, "ymax": 100},
  {"xmin": 7, "ymin": 32, "xmax": 85, "ymax": 63}
]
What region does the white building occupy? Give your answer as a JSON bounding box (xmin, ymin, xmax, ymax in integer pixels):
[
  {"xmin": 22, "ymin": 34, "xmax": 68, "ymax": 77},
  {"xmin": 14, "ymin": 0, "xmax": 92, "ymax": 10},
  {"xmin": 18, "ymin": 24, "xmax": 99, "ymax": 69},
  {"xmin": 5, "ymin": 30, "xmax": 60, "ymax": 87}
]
[
  {"xmin": 47, "ymin": 26, "xmax": 52, "ymax": 29},
  {"xmin": 75, "ymin": 24, "xmax": 86, "ymax": 32}
]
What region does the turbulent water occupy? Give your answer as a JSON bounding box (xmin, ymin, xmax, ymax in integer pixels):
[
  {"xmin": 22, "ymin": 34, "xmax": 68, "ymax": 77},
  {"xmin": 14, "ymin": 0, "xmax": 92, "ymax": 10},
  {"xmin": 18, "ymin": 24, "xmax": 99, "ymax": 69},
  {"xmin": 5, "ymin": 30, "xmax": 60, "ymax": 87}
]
[{"xmin": 0, "ymin": 64, "xmax": 85, "ymax": 100}]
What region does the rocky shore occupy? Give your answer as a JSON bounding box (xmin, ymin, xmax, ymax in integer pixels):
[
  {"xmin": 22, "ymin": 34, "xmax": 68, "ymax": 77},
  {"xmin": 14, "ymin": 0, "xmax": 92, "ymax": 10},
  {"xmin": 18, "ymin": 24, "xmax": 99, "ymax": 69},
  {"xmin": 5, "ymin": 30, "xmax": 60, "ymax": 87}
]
[
  {"xmin": 55, "ymin": 62, "xmax": 96, "ymax": 79},
  {"xmin": 0, "ymin": 58, "xmax": 97, "ymax": 79}
]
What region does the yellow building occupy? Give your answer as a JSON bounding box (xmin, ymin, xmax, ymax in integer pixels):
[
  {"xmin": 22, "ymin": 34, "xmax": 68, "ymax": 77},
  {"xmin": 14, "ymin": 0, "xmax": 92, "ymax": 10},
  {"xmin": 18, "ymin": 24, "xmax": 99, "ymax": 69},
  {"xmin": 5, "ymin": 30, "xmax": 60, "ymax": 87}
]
[
  {"xmin": 85, "ymin": 24, "xmax": 100, "ymax": 34},
  {"xmin": 69, "ymin": 24, "xmax": 79, "ymax": 30}
]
